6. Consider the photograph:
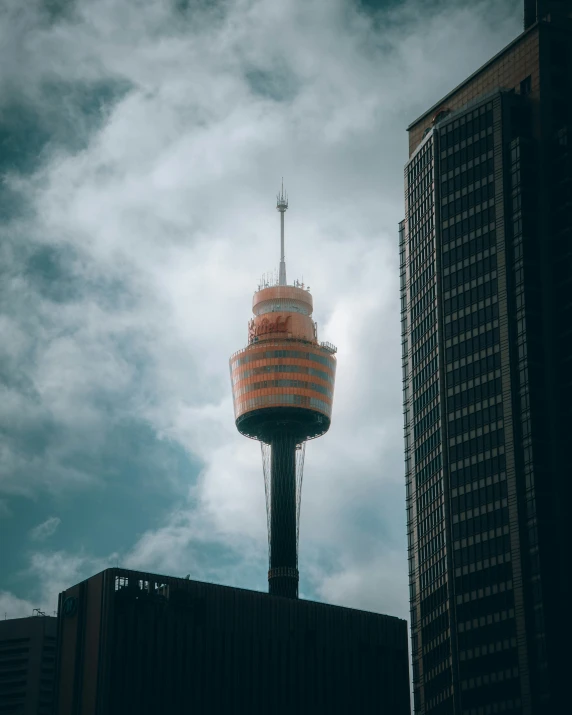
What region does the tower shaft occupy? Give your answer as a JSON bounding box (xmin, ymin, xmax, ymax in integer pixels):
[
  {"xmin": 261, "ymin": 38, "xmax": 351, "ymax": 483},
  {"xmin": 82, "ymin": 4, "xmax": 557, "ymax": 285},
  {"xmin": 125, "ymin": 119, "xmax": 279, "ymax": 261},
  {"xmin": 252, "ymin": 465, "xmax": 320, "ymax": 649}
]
[{"xmin": 268, "ymin": 432, "xmax": 298, "ymax": 598}]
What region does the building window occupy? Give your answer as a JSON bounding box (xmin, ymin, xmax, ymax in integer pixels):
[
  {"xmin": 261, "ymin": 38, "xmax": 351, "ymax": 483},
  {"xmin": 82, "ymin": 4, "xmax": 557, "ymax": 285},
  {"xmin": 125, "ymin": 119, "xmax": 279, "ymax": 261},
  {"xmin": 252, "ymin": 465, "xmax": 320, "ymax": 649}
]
[{"xmin": 520, "ymin": 76, "xmax": 532, "ymax": 97}]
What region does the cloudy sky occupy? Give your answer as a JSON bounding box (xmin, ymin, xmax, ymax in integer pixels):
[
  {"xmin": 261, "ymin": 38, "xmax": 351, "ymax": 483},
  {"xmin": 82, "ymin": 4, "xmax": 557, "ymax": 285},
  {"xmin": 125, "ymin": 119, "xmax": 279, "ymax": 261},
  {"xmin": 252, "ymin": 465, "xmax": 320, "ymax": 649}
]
[{"xmin": 0, "ymin": 0, "xmax": 522, "ymax": 620}]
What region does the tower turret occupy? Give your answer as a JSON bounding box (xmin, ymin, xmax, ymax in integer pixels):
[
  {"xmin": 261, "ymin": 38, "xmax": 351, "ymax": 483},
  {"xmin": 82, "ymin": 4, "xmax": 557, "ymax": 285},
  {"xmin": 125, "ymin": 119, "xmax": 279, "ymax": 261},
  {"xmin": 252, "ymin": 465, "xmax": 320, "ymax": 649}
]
[{"xmin": 229, "ymin": 186, "xmax": 337, "ymax": 598}]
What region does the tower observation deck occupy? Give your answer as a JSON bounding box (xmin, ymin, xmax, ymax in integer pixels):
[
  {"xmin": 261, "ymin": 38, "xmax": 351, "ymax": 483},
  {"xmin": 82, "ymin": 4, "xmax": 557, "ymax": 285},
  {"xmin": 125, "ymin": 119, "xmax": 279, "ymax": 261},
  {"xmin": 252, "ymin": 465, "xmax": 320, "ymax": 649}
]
[{"xmin": 229, "ymin": 184, "xmax": 337, "ymax": 599}]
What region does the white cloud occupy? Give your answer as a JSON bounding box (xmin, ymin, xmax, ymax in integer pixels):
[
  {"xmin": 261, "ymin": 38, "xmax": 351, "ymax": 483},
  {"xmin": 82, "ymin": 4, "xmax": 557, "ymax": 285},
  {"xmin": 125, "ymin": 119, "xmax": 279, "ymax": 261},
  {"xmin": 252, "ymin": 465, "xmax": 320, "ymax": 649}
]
[
  {"xmin": 9, "ymin": 550, "xmax": 121, "ymax": 616},
  {"xmin": 0, "ymin": 0, "xmax": 522, "ymax": 615},
  {"xmin": 0, "ymin": 591, "xmax": 36, "ymax": 620},
  {"xmin": 26, "ymin": 551, "xmax": 115, "ymax": 601},
  {"xmin": 310, "ymin": 549, "xmax": 409, "ymax": 619},
  {"xmin": 29, "ymin": 516, "xmax": 61, "ymax": 542}
]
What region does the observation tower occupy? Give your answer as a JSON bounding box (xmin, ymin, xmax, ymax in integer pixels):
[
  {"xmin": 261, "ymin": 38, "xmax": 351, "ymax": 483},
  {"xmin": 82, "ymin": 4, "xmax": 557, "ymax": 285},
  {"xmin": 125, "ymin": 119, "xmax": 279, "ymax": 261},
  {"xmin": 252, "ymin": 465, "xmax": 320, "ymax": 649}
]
[{"xmin": 229, "ymin": 183, "xmax": 337, "ymax": 599}]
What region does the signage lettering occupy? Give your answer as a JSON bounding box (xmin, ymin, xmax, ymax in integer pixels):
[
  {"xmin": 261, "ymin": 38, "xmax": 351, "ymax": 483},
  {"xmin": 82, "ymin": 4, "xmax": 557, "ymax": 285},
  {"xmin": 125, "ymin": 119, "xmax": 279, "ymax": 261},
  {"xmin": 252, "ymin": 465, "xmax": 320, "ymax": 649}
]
[
  {"xmin": 249, "ymin": 315, "xmax": 290, "ymax": 342},
  {"xmin": 62, "ymin": 596, "xmax": 78, "ymax": 618}
]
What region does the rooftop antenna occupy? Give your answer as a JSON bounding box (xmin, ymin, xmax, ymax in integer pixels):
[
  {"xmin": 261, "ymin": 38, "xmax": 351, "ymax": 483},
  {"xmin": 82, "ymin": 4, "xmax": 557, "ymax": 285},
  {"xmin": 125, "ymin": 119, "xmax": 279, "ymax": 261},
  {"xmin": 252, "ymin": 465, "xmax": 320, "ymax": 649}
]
[{"xmin": 276, "ymin": 179, "xmax": 288, "ymax": 286}]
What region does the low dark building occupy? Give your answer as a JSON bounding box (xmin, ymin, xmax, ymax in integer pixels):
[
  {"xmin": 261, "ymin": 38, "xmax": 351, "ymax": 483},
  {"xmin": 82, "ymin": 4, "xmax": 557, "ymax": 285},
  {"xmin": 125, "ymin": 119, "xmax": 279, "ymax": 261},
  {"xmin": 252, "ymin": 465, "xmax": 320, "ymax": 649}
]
[
  {"xmin": 54, "ymin": 567, "xmax": 410, "ymax": 714},
  {"xmin": 0, "ymin": 615, "xmax": 57, "ymax": 715}
]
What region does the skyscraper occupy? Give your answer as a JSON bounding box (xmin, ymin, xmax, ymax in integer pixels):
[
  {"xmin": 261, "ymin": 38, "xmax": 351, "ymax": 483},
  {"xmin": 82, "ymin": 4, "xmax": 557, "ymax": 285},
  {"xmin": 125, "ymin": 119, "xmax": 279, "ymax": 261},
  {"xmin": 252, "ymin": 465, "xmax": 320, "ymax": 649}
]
[
  {"xmin": 401, "ymin": 3, "xmax": 571, "ymax": 714},
  {"xmin": 229, "ymin": 185, "xmax": 337, "ymax": 599}
]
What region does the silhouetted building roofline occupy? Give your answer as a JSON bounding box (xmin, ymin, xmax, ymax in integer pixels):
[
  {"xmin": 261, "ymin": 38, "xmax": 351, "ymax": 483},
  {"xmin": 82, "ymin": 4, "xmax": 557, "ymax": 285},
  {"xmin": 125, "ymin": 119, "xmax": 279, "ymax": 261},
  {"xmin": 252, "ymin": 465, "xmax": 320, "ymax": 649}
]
[{"xmin": 54, "ymin": 567, "xmax": 411, "ymax": 714}]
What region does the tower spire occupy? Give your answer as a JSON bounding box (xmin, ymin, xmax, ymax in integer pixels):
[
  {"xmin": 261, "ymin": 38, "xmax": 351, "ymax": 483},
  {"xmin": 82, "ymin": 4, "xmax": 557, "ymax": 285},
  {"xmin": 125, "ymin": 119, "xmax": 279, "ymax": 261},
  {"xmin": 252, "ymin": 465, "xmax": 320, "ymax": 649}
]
[{"xmin": 276, "ymin": 179, "xmax": 288, "ymax": 286}]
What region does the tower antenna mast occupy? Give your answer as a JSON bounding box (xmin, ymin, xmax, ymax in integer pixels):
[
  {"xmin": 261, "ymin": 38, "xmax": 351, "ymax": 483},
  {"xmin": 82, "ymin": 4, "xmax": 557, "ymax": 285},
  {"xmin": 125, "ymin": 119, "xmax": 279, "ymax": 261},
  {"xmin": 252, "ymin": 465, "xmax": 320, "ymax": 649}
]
[{"xmin": 276, "ymin": 179, "xmax": 288, "ymax": 286}]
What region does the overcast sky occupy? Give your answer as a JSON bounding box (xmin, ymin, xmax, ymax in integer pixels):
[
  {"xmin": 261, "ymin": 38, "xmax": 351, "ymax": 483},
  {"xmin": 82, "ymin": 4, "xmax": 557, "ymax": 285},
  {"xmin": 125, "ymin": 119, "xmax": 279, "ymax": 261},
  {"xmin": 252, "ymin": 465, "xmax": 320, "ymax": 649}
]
[{"xmin": 0, "ymin": 0, "xmax": 522, "ymax": 620}]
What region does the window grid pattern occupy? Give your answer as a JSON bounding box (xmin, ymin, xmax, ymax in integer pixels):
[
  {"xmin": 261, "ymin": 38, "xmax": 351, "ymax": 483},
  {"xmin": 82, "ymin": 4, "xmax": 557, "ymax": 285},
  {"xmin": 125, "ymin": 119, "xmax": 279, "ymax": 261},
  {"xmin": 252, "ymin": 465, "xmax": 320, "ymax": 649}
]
[
  {"xmin": 439, "ymin": 98, "xmax": 528, "ymax": 714},
  {"xmin": 404, "ymin": 133, "xmax": 452, "ymax": 715},
  {"xmin": 510, "ymin": 135, "xmax": 549, "ymax": 696}
]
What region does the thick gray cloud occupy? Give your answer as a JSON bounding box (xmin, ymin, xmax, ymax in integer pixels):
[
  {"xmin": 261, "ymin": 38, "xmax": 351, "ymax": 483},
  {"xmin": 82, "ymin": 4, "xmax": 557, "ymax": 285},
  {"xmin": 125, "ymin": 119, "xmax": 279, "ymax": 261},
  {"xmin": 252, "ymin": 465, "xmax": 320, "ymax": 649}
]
[{"xmin": 0, "ymin": 0, "xmax": 522, "ymax": 618}]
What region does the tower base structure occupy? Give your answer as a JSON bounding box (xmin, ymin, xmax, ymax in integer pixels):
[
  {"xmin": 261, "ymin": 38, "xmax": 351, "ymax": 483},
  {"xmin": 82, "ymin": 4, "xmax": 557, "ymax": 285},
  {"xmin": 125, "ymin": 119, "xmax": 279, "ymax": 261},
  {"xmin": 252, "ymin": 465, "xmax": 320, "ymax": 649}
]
[{"xmin": 268, "ymin": 566, "xmax": 299, "ymax": 598}]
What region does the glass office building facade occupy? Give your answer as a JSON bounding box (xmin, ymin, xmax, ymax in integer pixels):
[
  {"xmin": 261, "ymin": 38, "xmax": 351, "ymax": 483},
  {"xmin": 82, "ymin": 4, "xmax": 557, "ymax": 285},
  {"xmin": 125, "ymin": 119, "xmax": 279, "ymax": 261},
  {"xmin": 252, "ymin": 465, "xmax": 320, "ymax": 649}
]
[{"xmin": 401, "ymin": 7, "xmax": 571, "ymax": 714}]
